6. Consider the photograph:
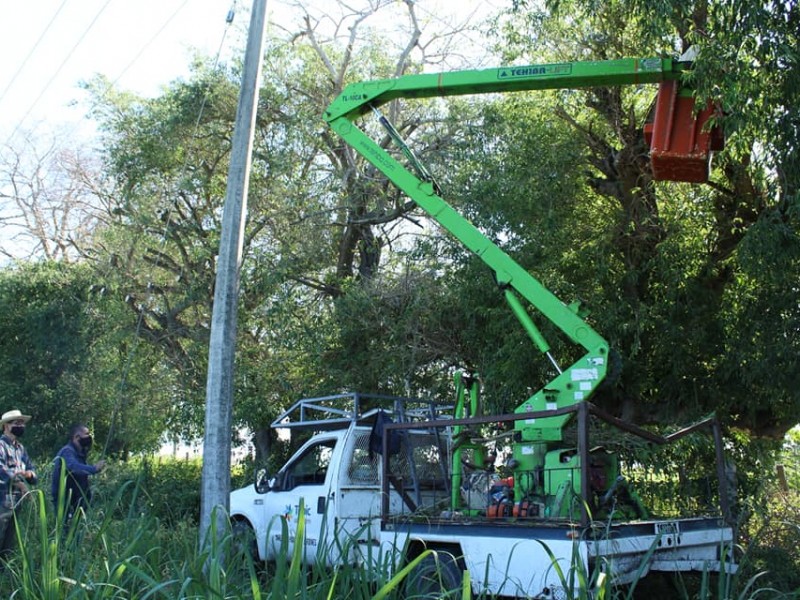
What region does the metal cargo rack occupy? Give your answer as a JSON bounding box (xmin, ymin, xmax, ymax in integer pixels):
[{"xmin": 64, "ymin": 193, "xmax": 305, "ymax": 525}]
[
  {"xmin": 271, "ymin": 392, "xmax": 454, "ymax": 431},
  {"xmin": 380, "ymin": 402, "xmax": 733, "ymax": 528}
]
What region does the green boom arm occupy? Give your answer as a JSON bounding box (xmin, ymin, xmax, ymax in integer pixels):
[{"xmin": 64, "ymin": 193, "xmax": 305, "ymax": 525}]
[{"xmin": 324, "ymin": 58, "xmax": 681, "ymax": 441}]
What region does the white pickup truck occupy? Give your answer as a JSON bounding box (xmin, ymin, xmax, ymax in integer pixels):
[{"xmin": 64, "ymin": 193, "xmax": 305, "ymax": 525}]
[{"xmin": 229, "ymin": 393, "xmax": 736, "ymax": 599}]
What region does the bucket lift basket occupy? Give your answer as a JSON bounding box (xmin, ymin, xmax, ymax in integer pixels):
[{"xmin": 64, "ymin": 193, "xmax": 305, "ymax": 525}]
[{"xmin": 644, "ymin": 80, "xmax": 724, "ymax": 183}]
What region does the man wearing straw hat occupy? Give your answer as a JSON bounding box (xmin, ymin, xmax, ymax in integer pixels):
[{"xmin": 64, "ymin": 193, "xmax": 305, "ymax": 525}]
[{"xmin": 0, "ymin": 409, "xmax": 37, "ymax": 562}]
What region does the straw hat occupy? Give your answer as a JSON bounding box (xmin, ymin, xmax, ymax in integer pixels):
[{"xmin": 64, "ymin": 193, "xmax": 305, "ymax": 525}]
[{"xmin": 0, "ymin": 409, "xmax": 31, "ymax": 425}]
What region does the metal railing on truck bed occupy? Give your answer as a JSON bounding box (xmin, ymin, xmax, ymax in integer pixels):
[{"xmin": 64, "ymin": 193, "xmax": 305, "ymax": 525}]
[{"xmin": 379, "ymin": 402, "xmax": 734, "ymax": 528}]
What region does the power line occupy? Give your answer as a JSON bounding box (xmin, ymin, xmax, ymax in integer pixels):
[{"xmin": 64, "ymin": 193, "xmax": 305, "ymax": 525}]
[
  {"xmin": 2, "ymin": 1, "xmax": 239, "ymax": 452},
  {"xmin": 5, "ymin": 1, "xmax": 237, "ymax": 147},
  {"xmin": 104, "ymin": 0, "xmax": 191, "ymax": 92},
  {"xmin": 94, "ymin": 0, "xmax": 237, "ymax": 109},
  {"xmin": 3, "ymin": 0, "xmax": 114, "ymax": 146},
  {"xmin": 0, "ymin": 0, "xmax": 69, "ymax": 106}
]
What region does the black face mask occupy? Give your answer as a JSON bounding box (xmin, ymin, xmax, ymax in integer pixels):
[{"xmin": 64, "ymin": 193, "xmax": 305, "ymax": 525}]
[
  {"xmin": 10, "ymin": 425, "xmax": 25, "ymax": 438},
  {"xmin": 78, "ymin": 435, "xmax": 93, "ymax": 450}
]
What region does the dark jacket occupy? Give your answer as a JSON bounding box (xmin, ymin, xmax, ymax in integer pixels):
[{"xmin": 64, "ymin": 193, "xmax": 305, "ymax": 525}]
[{"xmin": 52, "ymin": 442, "xmax": 99, "ymax": 511}]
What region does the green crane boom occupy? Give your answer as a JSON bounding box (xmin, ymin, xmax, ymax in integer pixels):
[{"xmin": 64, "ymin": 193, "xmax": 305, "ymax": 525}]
[{"xmin": 324, "ymin": 56, "xmax": 702, "ymax": 516}]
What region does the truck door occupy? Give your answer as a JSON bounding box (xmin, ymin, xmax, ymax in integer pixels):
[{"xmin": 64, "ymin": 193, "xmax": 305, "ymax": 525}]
[{"xmin": 263, "ymin": 436, "xmax": 338, "ymax": 564}]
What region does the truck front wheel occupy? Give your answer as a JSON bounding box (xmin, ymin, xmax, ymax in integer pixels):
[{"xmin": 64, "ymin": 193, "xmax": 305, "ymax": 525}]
[
  {"xmin": 231, "ymin": 518, "xmax": 258, "ymax": 560},
  {"xmin": 405, "ymin": 551, "xmax": 463, "ymax": 599}
]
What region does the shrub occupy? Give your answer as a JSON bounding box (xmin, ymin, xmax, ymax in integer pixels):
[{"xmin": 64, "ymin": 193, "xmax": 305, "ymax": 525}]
[{"xmin": 91, "ymin": 456, "xmax": 205, "ymax": 525}]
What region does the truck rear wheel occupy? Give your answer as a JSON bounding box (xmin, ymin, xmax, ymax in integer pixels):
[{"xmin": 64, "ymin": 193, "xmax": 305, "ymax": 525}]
[{"xmin": 405, "ymin": 551, "xmax": 463, "ymax": 599}]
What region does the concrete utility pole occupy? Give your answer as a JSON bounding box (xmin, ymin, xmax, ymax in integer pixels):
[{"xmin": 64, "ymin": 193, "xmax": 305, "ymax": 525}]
[{"xmin": 200, "ymin": 0, "xmax": 268, "ymax": 548}]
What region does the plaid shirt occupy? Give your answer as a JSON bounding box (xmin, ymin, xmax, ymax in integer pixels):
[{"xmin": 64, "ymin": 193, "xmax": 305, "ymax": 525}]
[{"xmin": 0, "ymin": 434, "xmax": 36, "ymax": 510}]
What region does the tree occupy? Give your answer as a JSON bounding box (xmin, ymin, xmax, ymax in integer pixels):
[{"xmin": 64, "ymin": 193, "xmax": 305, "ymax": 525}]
[
  {"xmin": 77, "ymin": 0, "xmax": 498, "ymax": 460},
  {"xmin": 0, "ymin": 262, "xmax": 92, "ymax": 453},
  {"xmin": 0, "ymin": 261, "xmax": 166, "ymax": 457},
  {"xmin": 0, "ymin": 132, "xmax": 108, "ymax": 262},
  {"xmin": 282, "ymin": 0, "xmax": 490, "ymax": 293},
  {"xmin": 476, "ymin": 0, "xmax": 800, "ymax": 437}
]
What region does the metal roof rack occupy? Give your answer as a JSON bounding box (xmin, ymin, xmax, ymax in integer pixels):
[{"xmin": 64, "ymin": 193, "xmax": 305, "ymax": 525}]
[{"xmin": 271, "ymin": 392, "xmax": 454, "ymax": 431}]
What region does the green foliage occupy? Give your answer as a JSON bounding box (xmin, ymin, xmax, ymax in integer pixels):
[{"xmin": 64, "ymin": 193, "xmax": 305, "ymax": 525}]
[
  {"xmin": 740, "ymin": 499, "xmax": 800, "ymax": 597},
  {"xmin": 0, "ymin": 461, "xmax": 795, "ymax": 599},
  {"xmin": 1, "ymin": 490, "xmax": 245, "ymax": 599},
  {"xmin": 87, "ymin": 456, "xmax": 206, "ymax": 526},
  {"xmin": 0, "ymin": 260, "xmax": 184, "ymax": 458},
  {"xmin": 76, "ymin": 455, "xmax": 256, "ymax": 528},
  {"xmin": 2, "ymin": 6, "xmax": 798, "ymax": 594},
  {"xmin": 324, "ymin": 268, "xmax": 463, "ymax": 398},
  {"xmin": 474, "ymin": 0, "xmax": 800, "ymax": 439},
  {"xmin": 83, "ymin": 37, "xmax": 412, "ymax": 446},
  {"xmin": 0, "ymin": 261, "xmax": 104, "ymax": 455},
  {"xmin": 734, "ymin": 437, "xmax": 800, "ymax": 596}
]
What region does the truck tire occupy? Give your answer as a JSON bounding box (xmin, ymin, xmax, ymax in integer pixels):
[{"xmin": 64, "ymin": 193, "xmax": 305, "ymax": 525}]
[
  {"xmin": 405, "ymin": 551, "xmax": 463, "ymax": 599},
  {"xmin": 231, "ymin": 518, "xmax": 258, "ymax": 560}
]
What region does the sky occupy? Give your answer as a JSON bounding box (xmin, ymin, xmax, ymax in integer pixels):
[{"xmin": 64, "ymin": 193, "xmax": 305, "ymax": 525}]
[
  {"xmin": 0, "ymin": 0, "xmax": 497, "ymax": 262},
  {"xmin": 0, "ymin": 1, "xmax": 245, "ymax": 143},
  {"xmin": 0, "ymin": 0, "xmax": 498, "ymax": 146}
]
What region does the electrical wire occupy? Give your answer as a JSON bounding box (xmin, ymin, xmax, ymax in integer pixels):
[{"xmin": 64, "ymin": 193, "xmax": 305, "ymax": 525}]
[
  {"xmin": 104, "ymin": 0, "xmax": 192, "ymax": 92},
  {"xmin": 0, "ymin": 0, "xmax": 238, "ymax": 455},
  {"xmin": 0, "ymin": 0, "xmax": 69, "ymax": 106},
  {"xmin": 4, "ymin": 0, "xmax": 114, "ymax": 147}
]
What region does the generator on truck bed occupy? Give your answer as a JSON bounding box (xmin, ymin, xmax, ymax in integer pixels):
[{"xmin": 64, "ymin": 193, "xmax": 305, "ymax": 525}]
[{"xmin": 230, "ymin": 56, "xmax": 734, "ymax": 598}]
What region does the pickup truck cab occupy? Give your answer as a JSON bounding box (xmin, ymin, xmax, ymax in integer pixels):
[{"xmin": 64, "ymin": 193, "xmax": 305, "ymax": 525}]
[{"xmin": 231, "ymin": 425, "xmax": 383, "ymax": 566}]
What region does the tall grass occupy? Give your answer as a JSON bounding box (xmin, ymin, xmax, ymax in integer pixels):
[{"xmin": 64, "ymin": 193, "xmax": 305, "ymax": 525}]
[
  {"xmin": 0, "ymin": 470, "xmax": 796, "ymax": 599},
  {"xmin": 1, "ymin": 483, "xmax": 256, "ymax": 599},
  {"xmin": 0, "ymin": 486, "xmax": 417, "ymax": 600}
]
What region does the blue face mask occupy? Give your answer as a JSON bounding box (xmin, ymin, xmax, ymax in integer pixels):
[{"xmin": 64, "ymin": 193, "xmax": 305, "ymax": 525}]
[
  {"xmin": 10, "ymin": 425, "xmax": 24, "ymax": 437},
  {"xmin": 78, "ymin": 435, "xmax": 93, "ymax": 450}
]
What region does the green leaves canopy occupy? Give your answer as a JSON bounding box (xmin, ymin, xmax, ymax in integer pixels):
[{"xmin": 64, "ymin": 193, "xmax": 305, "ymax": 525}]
[{"xmin": 2, "ymin": 0, "xmax": 796, "ymax": 460}]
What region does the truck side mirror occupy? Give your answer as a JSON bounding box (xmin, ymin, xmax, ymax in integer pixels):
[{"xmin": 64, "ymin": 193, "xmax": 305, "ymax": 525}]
[{"xmin": 255, "ymin": 467, "xmax": 271, "ymax": 494}]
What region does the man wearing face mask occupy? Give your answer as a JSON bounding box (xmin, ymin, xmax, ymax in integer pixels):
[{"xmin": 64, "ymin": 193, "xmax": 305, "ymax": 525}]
[
  {"xmin": 0, "ymin": 409, "xmax": 37, "ymax": 562},
  {"xmin": 51, "ymin": 423, "xmax": 106, "ymax": 525}
]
